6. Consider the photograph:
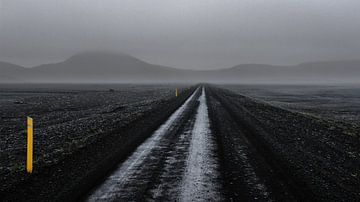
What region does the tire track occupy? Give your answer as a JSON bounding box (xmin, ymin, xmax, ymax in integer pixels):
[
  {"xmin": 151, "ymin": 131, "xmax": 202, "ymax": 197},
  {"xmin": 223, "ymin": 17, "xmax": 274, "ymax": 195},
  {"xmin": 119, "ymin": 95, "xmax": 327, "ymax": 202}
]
[
  {"xmin": 85, "ymin": 87, "xmax": 223, "ymax": 201},
  {"xmin": 179, "ymin": 87, "xmax": 222, "ymax": 202},
  {"xmin": 206, "ymin": 86, "xmax": 309, "ymax": 201},
  {"xmin": 85, "ymin": 88, "xmax": 200, "ymax": 201}
]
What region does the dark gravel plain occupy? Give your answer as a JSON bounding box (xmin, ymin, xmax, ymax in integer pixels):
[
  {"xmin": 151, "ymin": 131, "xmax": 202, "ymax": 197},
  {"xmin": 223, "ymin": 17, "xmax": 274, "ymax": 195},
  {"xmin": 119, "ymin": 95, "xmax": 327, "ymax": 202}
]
[
  {"xmin": 1, "ymin": 84, "xmax": 359, "ymax": 201},
  {"xmin": 208, "ymin": 85, "xmax": 360, "ymax": 201},
  {"xmin": 223, "ymin": 84, "xmax": 360, "ymax": 134},
  {"xmin": 0, "ymin": 84, "xmax": 194, "ymax": 201}
]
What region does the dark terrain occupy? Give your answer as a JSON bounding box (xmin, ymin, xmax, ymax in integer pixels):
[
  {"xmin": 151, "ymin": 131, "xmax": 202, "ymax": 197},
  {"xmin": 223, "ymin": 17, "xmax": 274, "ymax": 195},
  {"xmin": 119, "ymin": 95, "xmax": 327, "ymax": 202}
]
[
  {"xmin": 224, "ymin": 84, "xmax": 360, "ymax": 134},
  {"xmin": 0, "ymin": 84, "xmax": 359, "ymax": 201},
  {"xmin": 207, "ymin": 86, "xmax": 360, "ymax": 201},
  {"xmin": 0, "ymin": 84, "xmax": 194, "ymax": 201}
]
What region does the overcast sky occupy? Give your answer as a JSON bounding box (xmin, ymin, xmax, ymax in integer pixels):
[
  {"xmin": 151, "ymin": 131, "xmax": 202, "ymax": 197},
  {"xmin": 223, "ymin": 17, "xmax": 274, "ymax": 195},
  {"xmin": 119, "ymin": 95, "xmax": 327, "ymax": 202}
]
[{"xmin": 1, "ymin": 0, "xmax": 360, "ymax": 69}]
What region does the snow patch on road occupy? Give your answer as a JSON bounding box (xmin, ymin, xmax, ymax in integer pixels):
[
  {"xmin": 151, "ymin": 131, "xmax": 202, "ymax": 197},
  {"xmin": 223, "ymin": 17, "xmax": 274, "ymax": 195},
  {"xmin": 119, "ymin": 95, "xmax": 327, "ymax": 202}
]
[{"xmin": 179, "ymin": 87, "xmax": 222, "ymax": 201}]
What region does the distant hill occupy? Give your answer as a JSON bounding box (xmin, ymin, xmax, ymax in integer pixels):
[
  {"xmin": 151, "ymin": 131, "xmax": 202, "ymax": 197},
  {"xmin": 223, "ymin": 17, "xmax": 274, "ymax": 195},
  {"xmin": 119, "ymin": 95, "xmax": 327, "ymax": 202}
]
[
  {"xmin": 0, "ymin": 61, "xmax": 29, "ymax": 82},
  {"xmin": 0, "ymin": 52, "xmax": 359, "ymax": 83},
  {"xmin": 206, "ymin": 61, "xmax": 360, "ymax": 83},
  {"xmin": 0, "ymin": 51, "xmax": 192, "ymax": 83}
]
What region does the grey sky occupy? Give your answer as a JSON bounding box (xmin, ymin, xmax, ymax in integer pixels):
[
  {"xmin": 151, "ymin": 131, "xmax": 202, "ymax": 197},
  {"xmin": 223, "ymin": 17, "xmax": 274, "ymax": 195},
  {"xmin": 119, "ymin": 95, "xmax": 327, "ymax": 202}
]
[{"xmin": 1, "ymin": 0, "xmax": 360, "ymax": 69}]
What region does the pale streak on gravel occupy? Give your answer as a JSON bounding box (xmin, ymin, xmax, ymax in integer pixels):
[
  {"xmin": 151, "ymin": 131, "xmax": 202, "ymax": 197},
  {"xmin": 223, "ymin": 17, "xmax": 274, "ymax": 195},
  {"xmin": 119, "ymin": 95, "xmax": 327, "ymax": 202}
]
[
  {"xmin": 86, "ymin": 88, "xmax": 198, "ymax": 201},
  {"xmin": 179, "ymin": 87, "xmax": 222, "ymax": 202}
]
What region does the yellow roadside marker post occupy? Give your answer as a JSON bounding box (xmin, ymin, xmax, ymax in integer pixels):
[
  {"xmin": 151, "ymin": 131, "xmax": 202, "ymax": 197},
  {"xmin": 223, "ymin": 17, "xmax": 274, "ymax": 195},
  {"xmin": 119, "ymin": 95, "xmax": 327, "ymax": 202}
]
[
  {"xmin": 27, "ymin": 117, "xmax": 33, "ymax": 173},
  {"xmin": 176, "ymin": 88, "xmax": 178, "ymax": 97}
]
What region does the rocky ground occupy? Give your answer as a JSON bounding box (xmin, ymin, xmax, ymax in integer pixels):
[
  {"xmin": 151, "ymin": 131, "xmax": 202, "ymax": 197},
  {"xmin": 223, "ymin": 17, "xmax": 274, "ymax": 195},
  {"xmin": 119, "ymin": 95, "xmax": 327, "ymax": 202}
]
[
  {"xmin": 208, "ymin": 85, "xmax": 360, "ymax": 201},
  {"xmin": 1, "ymin": 84, "xmax": 359, "ymax": 201},
  {"xmin": 0, "ymin": 84, "xmax": 194, "ymax": 201},
  {"xmin": 223, "ymin": 84, "xmax": 360, "ymax": 134}
]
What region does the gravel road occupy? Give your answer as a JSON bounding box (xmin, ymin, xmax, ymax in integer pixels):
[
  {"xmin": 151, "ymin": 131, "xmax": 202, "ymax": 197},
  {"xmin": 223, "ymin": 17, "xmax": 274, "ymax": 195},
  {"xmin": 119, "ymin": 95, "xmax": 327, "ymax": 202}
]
[
  {"xmin": 84, "ymin": 85, "xmax": 359, "ymax": 202},
  {"xmin": 86, "ymin": 87, "xmax": 222, "ymax": 201}
]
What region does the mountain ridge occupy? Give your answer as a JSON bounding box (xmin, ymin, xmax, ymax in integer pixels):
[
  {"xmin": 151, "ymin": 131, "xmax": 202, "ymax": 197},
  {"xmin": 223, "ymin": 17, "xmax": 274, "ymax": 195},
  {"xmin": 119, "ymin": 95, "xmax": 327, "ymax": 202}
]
[{"xmin": 1, "ymin": 52, "xmax": 359, "ymax": 83}]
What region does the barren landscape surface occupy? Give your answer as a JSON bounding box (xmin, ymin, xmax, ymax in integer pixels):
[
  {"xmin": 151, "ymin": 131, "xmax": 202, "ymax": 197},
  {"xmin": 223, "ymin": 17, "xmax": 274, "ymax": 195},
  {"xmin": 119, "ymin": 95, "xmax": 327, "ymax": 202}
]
[
  {"xmin": 0, "ymin": 84, "xmax": 191, "ymax": 200},
  {"xmin": 1, "ymin": 84, "xmax": 359, "ymax": 202},
  {"xmin": 223, "ymin": 85, "xmax": 360, "ymax": 121}
]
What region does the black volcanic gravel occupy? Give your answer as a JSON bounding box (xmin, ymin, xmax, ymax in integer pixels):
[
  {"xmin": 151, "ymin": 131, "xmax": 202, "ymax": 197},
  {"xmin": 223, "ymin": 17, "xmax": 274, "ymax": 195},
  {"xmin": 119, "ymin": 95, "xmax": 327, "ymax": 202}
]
[
  {"xmin": 1, "ymin": 84, "xmax": 359, "ymax": 201},
  {"xmin": 0, "ymin": 84, "xmax": 188, "ymax": 194},
  {"xmin": 210, "ymin": 86, "xmax": 360, "ymax": 201}
]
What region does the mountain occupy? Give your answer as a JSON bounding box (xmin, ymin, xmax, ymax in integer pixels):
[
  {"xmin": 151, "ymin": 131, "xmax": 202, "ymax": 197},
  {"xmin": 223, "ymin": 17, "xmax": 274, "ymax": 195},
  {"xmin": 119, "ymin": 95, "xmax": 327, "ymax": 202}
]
[
  {"xmin": 0, "ymin": 52, "xmax": 359, "ymax": 83},
  {"xmin": 0, "ymin": 51, "xmax": 194, "ymax": 83},
  {"xmin": 206, "ymin": 61, "xmax": 360, "ymax": 83},
  {"xmin": 0, "ymin": 61, "xmax": 30, "ymax": 82}
]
